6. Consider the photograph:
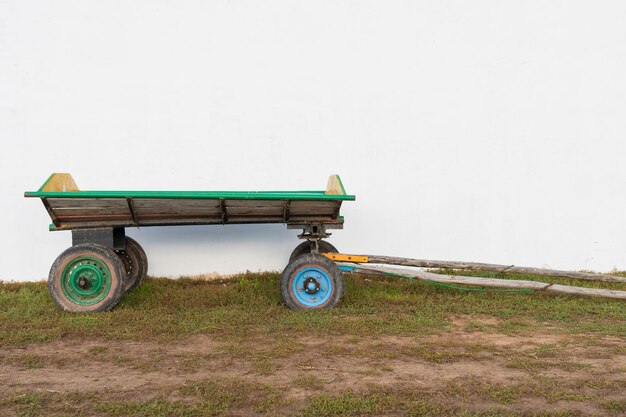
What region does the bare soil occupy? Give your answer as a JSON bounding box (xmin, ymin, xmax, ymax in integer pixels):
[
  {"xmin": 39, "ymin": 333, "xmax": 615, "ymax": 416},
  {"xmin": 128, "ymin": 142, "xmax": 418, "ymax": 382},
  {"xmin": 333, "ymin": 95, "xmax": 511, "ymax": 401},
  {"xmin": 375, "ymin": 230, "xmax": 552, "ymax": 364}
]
[{"xmin": 2, "ymin": 316, "xmax": 624, "ymax": 416}]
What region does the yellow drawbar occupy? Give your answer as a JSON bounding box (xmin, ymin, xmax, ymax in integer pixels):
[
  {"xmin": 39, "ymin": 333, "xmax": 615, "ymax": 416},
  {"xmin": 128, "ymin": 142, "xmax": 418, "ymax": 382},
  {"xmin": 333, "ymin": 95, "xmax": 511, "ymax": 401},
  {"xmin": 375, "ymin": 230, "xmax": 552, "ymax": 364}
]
[{"xmin": 322, "ymin": 253, "xmax": 369, "ymax": 263}]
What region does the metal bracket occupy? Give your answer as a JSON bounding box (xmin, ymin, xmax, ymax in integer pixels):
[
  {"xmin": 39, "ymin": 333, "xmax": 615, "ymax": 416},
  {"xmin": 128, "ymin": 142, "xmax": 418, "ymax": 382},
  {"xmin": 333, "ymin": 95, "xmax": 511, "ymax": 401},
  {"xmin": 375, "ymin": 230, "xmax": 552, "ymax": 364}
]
[
  {"xmin": 72, "ymin": 227, "xmax": 126, "ymax": 250},
  {"xmin": 219, "ymin": 199, "xmax": 228, "ymax": 224},
  {"xmin": 126, "ymin": 197, "xmax": 139, "ymax": 228},
  {"xmin": 283, "ymin": 200, "xmax": 291, "ymax": 223},
  {"xmin": 293, "ymin": 223, "xmax": 332, "ymax": 240}
]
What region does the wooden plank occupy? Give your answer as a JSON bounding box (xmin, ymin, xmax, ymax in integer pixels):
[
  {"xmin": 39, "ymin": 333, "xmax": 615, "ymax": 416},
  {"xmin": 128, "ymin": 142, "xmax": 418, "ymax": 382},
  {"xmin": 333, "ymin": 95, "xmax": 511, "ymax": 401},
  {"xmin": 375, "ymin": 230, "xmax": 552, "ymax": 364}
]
[
  {"xmin": 139, "ymin": 217, "xmax": 285, "ymax": 226},
  {"xmin": 545, "ymin": 284, "xmax": 626, "ymax": 299},
  {"xmin": 365, "ymin": 255, "xmax": 626, "ymax": 284},
  {"xmin": 289, "ymin": 201, "xmax": 339, "ymax": 209},
  {"xmin": 55, "ymin": 218, "xmax": 221, "ymax": 229},
  {"xmin": 343, "ymin": 264, "xmax": 626, "ymax": 299},
  {"xmin": 289, "ymin": 201, "xmax": 338, "ymax": 217},
  {"xmin": 134, "ymin": 208, "xmax": 223, "ymax": 216},
  {"xmin": 57, "ymin": 214, "xmax": 133, "ymax": 222},
  {"xmin": 52, "ymin": 207, "xmax": 133, "ymax": 216},
  {"xmin": 288, "ymin": 209, "xmax": 336, "ymax": 217},
  {"xmin": 48, "ymin": 198, "xmax": 128, "ymax": 209},
  {"xmin": 227, "ymin": 215, "xmax": 284, "ymax": 221},
  {"xmin": 225, "ymin": 207, "xmax": 285, "ymax": 216},
  {"xmin": 133, "ymin": 198, "xmax": 222, "ymax": 217},
  {"xmin": 224, "ymin": 200, "xmax": 286, "ymax": 208},
  {"xmin": 347, "ymin": 264, "xmax": 549, "ymax": 289},
  {"xmin": 139, "ymin": 216, "xmax": 222, "ymax": 226},
  {"xmin": 133, "ymin": 199, "xmax": 221, "ymax": 210}
]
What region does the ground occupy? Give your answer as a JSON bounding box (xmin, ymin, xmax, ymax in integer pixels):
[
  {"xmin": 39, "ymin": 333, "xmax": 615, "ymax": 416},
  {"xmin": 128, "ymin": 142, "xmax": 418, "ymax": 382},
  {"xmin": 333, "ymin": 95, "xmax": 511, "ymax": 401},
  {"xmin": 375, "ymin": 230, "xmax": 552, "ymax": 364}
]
[{"xmin": 1, "ymin": 271, "xmax": 625, "ymax": 416}]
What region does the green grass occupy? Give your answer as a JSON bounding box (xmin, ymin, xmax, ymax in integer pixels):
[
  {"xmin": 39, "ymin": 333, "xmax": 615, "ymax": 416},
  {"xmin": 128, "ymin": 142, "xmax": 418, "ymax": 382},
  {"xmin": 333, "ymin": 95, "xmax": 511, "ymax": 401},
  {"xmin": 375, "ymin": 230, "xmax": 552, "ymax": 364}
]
[{"xmin": 1, "ymin": 271, "xmax": 625, "ymax": 347}]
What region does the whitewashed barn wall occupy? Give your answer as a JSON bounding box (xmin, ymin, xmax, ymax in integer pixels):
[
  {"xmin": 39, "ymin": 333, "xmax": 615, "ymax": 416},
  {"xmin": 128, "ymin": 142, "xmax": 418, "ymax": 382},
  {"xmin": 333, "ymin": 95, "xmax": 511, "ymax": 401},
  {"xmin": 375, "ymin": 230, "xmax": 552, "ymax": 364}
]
[{"xmin": 1, "ymin": 0, "xmax": 625, "ymax": 281}]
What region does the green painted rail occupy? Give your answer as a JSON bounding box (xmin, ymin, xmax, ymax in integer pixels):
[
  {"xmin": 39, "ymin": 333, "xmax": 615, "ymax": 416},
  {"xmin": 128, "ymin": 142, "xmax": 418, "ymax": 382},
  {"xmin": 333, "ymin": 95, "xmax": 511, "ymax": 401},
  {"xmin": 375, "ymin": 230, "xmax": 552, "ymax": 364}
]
[
  {"xmin": 24, "ymin": 173, "xmax": 355, "ymax": 201},
  {"xmin": 25, "ymin": 190, "xmax": 355, "ymax": 200}
]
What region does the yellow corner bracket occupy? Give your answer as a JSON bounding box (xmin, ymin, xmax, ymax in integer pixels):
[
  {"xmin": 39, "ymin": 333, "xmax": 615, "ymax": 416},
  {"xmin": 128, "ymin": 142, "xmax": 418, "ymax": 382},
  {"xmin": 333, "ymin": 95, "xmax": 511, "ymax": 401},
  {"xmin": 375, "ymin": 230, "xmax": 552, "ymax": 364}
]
[{"xmin": 322, "ymin": 253, "xmax": 369, "ymax": 263}]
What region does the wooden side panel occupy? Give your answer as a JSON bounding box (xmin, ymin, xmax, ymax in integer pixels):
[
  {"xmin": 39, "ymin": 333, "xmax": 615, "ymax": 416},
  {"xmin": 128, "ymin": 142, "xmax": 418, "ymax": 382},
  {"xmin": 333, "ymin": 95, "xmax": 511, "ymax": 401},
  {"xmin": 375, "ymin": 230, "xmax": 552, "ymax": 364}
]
[
  {"xmin": 47, "ymin": 198, "xmax": 127, "ymax": 209},
  {"xmin": 133, "ymin": 199, "xmax": 222, "ymax": 215},
  {"xmin": 132, "ymin": 199, "xmax": 222, "ymax": 223},
  {"xmin": 224, "ymin": 199, "xmax": 284, "ymax": 220},
  {"xmin": 44, "ymin": 197, "xmax": 345, "ymax": 228},
  {"xmin": 289, "ymin": 200, "xmax": 339, "ymax": 216},
  {"xmin": 48, "ymin": 198, "xmax": 132, "ymax": 224}
]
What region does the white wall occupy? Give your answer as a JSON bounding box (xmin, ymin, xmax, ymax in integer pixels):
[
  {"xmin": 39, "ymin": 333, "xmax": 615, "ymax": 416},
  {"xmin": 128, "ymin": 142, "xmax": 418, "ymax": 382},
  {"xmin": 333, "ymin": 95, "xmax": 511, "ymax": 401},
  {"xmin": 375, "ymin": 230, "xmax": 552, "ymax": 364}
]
[{"xmin": 1, "ymin": 0, "xmax": 626, "ymax": 281}]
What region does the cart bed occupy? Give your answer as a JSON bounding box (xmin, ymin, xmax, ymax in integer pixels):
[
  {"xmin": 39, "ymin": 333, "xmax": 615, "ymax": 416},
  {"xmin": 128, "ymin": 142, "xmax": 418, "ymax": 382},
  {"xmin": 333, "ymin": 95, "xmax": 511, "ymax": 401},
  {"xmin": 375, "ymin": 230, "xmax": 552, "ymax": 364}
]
[{"xmin": 25, "ymin": 174, "xmax": 355, "ymax": 230}]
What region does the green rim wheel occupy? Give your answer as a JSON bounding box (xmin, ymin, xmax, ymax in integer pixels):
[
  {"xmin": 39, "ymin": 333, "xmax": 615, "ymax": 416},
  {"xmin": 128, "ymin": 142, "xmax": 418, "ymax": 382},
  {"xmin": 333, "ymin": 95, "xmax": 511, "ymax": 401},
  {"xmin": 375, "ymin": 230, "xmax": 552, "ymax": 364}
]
[
  {"xmin": 61, "ymin": 257, "xmax": 112, "ymax": 305},
  {"xmin": 49, "ymin": 243, "xmax": 125, "ymax": 312}
]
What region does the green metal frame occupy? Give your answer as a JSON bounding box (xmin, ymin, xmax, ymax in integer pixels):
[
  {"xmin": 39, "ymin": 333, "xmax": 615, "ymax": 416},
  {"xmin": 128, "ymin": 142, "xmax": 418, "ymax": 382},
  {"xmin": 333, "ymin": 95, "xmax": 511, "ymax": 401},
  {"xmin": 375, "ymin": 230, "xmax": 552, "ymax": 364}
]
[
  {"xmin": 25, "ymin": 189, "xmax": 355, "ymax": 200},
  {"xmin": 25, "ymin": 175, "xmax": 355, "ymax": 201}
]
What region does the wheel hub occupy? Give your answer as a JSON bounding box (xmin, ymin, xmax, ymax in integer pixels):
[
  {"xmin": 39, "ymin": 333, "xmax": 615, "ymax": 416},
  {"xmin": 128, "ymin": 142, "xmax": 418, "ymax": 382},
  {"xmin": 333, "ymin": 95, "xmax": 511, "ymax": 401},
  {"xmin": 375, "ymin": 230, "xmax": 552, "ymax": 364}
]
[
  {"xmin": 303, "ymin": 277, "xmax": 321, "ymax": 294},
  {"xmin": 78, "ymin": 276, "xmax": 89, "ymax": 289},
  {"xmin": 291, "ymin": 266, "xmax": 333, "ymax": 308}
]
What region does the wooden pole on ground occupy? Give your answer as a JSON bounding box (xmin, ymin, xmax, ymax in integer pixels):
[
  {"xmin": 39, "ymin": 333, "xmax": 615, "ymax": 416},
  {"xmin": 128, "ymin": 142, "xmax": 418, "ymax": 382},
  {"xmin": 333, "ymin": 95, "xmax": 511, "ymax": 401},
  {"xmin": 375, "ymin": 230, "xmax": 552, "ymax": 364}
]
[
  {"xmin": 363, "ymin": 255, "xmax": 626, "ymax": 284},
  {"xmin": 344, "ymin": 264, "xmax": 626, "ymax": 300}
]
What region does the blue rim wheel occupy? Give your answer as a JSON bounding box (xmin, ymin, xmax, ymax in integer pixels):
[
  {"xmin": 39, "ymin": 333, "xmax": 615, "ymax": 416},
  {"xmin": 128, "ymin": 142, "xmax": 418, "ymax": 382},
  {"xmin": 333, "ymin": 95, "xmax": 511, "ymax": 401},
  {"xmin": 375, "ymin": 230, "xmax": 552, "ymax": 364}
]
[
  {"xmin": 281, "ymin": 252, "xmax": 344, "ymax": 310},
  {"xmin": 292, "ymin": 266, "xmax": 333, "ymax": 307}
]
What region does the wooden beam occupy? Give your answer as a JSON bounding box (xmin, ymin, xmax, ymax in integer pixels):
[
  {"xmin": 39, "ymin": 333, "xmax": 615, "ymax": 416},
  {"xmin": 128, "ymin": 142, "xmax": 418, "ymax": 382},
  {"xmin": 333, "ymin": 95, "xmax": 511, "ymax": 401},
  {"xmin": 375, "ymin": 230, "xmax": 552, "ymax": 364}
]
[
  {"xmin": 347, "ymin": 264, "xmax": 549, "ymax": 289},
  {"xmin": 363, "ymin": 255, "xmax": 626, "ymax": 284},
  {"xmin": 545, "ymin": 284, "xmax": 626, "ymax": 298},
  {"xmin": 341, "ymin": 264, "xmax": 626, "ymax": 300}
]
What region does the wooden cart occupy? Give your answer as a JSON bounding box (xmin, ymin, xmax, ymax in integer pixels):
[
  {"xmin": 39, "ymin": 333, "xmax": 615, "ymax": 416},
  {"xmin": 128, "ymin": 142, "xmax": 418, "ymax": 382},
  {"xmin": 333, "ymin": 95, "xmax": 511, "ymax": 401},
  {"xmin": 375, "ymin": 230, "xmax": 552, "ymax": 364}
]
[{"xmin": 25, "ymin": 173, "xmax": 355, "ymax": 312}]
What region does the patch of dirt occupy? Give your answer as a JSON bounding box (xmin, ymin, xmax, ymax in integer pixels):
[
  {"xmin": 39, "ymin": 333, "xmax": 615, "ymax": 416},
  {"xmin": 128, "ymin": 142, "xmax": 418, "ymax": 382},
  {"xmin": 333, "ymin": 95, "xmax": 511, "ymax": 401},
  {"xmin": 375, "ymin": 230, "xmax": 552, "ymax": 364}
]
[{"xmin": 1, "ymin": 329, "xmax": 624, "ymax": 415}]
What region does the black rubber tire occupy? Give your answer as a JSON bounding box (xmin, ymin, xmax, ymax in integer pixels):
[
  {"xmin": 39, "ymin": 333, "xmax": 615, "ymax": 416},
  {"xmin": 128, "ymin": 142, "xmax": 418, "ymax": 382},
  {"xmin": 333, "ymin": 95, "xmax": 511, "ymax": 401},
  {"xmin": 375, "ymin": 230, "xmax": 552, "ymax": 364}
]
[
  {"xmin": 288, "ymin": 240, "xmax": 338, "ymax": 262},
  {"xmin": 48, "ymin": 243, "xmax": 125, "ymax": 313},
  {"xmin": 115, "ymin": 237, "xmax": 148, "ymax": 292},
  {"xmin": 280, "ymin": 253, "xmax": 344, "ymax": 310}
]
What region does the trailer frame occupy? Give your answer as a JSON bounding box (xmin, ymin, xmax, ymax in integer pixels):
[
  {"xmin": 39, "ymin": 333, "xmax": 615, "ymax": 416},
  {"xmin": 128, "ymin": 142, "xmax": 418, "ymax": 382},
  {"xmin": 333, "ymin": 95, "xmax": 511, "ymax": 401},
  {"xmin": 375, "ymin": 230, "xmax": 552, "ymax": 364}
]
[{"xmin": 26, "ymin": 173, "xmax": 355, "ymax": 312}]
